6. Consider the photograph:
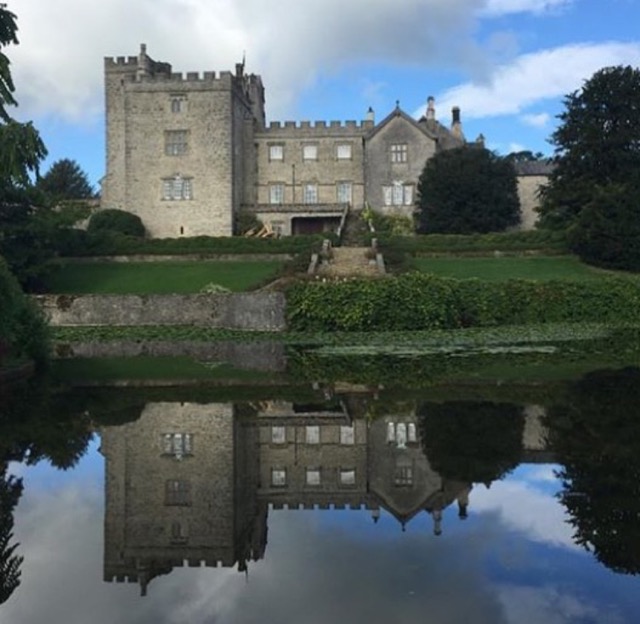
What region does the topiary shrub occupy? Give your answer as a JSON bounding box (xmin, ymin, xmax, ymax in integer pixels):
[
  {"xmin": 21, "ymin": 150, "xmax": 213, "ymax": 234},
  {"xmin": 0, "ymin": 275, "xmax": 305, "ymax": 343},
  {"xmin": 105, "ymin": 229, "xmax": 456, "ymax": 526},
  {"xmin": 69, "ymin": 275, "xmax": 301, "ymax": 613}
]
[{"xmin": 87, "ymin": 209, "xmax": 145, "ymax": 237}]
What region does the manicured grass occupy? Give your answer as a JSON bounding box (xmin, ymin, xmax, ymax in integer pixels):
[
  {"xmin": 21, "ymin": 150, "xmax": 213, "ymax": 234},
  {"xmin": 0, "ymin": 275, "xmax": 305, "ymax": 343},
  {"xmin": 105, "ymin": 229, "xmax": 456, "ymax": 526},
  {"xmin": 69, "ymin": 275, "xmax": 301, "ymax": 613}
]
[
  {"xmin": 414, "ymin": 255, "xmax": 626, "ymax": 281},
  {"xmin": 44, "ymin": 260, "xmax": 284, "ymax": 293}
]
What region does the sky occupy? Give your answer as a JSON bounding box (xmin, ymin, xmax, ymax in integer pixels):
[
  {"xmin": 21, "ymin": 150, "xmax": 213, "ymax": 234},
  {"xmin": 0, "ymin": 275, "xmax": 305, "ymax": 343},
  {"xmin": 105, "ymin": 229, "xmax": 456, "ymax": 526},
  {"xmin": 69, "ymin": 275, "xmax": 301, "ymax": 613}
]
[{"xmin": 5, "ymin": 0, "xmax": 640, "ymax": 189}]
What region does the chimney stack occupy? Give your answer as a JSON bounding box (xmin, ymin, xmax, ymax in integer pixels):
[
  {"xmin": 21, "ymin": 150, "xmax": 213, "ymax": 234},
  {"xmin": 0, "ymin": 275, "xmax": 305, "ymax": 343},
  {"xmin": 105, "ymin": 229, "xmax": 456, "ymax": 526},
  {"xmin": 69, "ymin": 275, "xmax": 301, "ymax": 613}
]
[
  {"xmin": 426, "ymin": 96, "xmax": 435, "ymax": 121},
  {"xmin": 366, "ymin": 106, "xmax": 375, "ymax": 123},
  {"xmin": 451, "ymin": 106, "xmax": 463, "ymax": 139}
]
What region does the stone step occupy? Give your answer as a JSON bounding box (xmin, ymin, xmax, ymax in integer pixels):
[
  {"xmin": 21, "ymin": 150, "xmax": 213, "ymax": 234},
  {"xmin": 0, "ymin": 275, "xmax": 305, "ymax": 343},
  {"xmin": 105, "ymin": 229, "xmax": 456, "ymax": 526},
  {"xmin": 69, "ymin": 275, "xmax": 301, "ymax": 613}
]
[{"xmin": 319, "ymin": 246, "xmax": 381, "ymax": 277}]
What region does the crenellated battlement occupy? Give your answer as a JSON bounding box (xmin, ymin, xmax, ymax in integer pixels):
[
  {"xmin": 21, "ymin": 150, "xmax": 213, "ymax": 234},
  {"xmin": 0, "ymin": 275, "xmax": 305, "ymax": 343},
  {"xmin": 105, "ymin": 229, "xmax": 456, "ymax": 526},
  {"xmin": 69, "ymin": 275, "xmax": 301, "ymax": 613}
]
[
  {"xmin": 105, "ymin": 55, "xmax": 139, "ymax": 68},
  {"xmin": 265, "ymin": 119, "xmax": 374, "ymax": 133}
]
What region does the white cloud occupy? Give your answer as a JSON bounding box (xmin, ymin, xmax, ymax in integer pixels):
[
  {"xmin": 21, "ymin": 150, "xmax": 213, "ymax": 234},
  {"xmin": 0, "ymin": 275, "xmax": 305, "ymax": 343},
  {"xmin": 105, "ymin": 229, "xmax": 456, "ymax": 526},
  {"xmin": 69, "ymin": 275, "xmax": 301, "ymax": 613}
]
[
  {"xmin": 470, "ymin": 476, "xmax": 578, "ymax": 549},
  {"xmin": 521, "ymin": 112, "xmax": 551, "ymax": 128},
  {"xmin": 427, "ymin": 42, "xmax": 640, "ymax": 120},
  {"xmin": 8, "ymin": 0, "xmax": 486, "ymax": 122},
  {"xmin": 497, "ymin": 585, "xmax": 626, "ymax": 624},
  {"xmin": 481, "ymin": 0, "xmax": 574, "ymax": 16}
]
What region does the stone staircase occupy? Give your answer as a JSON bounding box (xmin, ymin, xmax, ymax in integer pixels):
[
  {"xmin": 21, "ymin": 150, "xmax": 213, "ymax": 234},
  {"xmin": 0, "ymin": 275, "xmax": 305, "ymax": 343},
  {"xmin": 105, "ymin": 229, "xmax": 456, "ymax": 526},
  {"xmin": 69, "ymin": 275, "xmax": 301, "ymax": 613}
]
[
  {"xmin": 319, "ymin": 246, "xmax": 382, "ymax": 277},
  {"xmin": 340, "ymin": 209, "xmax": 370, "ymax": 247}
]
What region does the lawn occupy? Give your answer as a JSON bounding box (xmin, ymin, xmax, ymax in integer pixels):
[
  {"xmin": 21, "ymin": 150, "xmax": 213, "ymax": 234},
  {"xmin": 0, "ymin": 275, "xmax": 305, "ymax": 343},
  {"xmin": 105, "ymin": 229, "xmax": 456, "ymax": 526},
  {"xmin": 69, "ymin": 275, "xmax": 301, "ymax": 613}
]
[
  {"xmin": 414, "ymin": 255, "xmax": 625, "ymax": 281},
  {"xmin": 44, "ymin": 260, "xmax": 284, "ymax": 294}
]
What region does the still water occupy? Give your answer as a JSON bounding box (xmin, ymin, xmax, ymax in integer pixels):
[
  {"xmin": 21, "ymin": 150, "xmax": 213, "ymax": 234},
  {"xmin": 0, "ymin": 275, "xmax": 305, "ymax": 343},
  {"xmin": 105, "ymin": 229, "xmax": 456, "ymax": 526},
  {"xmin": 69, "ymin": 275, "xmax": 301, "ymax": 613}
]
[{"xmin": 1, "ymin": 366, "xmax": 640, "ymax": 623}]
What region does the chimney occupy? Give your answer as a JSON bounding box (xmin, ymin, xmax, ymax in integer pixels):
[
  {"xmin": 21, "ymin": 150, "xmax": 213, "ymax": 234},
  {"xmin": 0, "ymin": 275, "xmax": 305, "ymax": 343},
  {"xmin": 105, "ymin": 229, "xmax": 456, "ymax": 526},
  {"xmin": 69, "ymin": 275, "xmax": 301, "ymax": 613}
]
[
  {"xmin": 426, "ymin": 96, "xmax": 435, "ymax": 121},
  {"xmin": 137, "ymin": 43, "xmax": 149, "ymax": 81},
  {"xmin": 451, "ymin": 106, "xmax": 464, "ymax": 139},
  {"xmin": 366, "ymin": 106, "xmax": 375, "ymax": 123}
]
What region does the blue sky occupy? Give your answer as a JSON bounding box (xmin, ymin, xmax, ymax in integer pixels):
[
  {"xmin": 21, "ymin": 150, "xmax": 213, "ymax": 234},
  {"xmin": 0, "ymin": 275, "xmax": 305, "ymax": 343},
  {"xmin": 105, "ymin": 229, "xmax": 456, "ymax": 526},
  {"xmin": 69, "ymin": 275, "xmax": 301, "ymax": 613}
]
[{"xmin": 6, "ymin": 0, "xmax": 640, "ymax": 190}]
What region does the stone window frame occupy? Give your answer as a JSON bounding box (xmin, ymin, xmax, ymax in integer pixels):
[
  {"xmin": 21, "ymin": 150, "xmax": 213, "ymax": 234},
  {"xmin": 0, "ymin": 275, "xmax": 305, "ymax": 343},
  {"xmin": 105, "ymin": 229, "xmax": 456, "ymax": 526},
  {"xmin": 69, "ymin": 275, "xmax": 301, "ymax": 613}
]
[
  {"xmin": 269, "ymin": 144, "xmax": 284, "ymax": 161},
  {"xmin": 305, "ymin": 425, "xmax": 320, "ymax": 444},
  {"xmin": 269, "ymin": 182, "xmax": 285, "ymax": 205},
  {"xmin": 390, "ymin": 143, "xmax": 408, "ymax": 163},
  {"xmin": 302, "ymin": 143, "xmax": 319, "ymax": 161},
  {"xmin": 161, "ymin": 432, "xmax": 193, "ymax": 460},
  {"xmin": 382, "ymin": 182, "xmax": 413, "ymax": 206},
  {"xmin": 336, "ymin": 143, "xmax": 352, "ymax": 160},
  {"xmin": 164, "ymin": 129, "xmax": 189, "ymax": 156},
  {"xmin": 336, "ymin": 181, "xmax": 353, "ymax": 204},
  {"xmin": 170, "ymin": 95, "xmax": 187, "ymax": 113},
  {"xmin": 303, "ymin": 183, "xmax": 318, "ymax": 204},
  {"xmin": 271, "ymin": 425, "xmax": 286, "ymax": 445},
  {"xmin": 162, "ymin": 174, "xmax": 193, "ymax": 201},
  {"xmin": 165, "ymin": 479, "xmax": 192, "ymax": 506},
  {"xmin": 340, "ymin": 425, "xmax": 355, "ymax": 445},
  {"xmin": 271, "ymin": 467, "xmax": 287, "ymax": 487},
  {"xmin": 339, "ymin": 467, "xmax": 356, "ymax": 487},
  {"xmin": 305, "ymin": 467, "xmax": 321, "ymax": 487}
]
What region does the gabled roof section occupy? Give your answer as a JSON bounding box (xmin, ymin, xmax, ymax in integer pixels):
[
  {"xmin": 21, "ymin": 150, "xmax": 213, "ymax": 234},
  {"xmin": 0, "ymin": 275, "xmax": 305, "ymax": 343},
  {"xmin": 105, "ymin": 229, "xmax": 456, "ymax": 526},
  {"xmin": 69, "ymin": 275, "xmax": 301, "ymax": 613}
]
[{"xmin": 367, "ymin": 103, "xmax": 439, "ymax": 141}]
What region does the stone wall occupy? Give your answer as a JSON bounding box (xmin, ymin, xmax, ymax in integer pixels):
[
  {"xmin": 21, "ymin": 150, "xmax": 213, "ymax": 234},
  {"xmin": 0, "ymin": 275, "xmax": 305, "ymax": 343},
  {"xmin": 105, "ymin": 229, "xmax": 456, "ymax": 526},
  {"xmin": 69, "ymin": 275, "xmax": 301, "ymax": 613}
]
[
  {"xmin": 34, "ymin": 292, "xmax": 286, "ymax": 331},
  {"xmin": 517, "ymin": 174, "xmax": 547, "ymax": 230}
]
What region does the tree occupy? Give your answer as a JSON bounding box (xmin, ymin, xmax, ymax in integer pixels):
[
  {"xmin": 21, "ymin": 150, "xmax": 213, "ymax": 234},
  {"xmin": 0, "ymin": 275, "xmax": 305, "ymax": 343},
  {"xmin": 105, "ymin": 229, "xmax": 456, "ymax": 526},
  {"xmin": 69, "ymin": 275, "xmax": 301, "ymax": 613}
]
[
  {"xmin": 547, "ymin": 368, "xmax": 640, "ymax": 574},
  {"xmin": 37, "ymin": 158, "xmax": 94, "ymax": 202},
  {"xmin": 504, "ymin": 150, "xmax": 546, "ymax": 163},
  {"xmin": 538, "ymin": 66, "xmax": 640, "ymax": 230},
  {"xmin": 416, "ymin": 147, "xmax": 520, "ymax": 234},
  {"xmin": 0, "ymin": 5, "xmax": 46, "ymax": 194},
  {"xmin": 0, "ymin": 466, "xmax": 23, "ymax": 605}
]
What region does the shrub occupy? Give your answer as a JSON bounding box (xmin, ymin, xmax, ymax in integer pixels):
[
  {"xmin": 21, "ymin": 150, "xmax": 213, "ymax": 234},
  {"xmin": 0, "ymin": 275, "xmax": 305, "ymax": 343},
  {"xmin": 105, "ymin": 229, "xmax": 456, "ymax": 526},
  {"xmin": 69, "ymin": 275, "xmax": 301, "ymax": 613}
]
[
  {"xmin": 87, "ymin": 209, "xmax": 145, "ymax": 237},
  {"xmin": 286, "ymin": 272, "xmax": 640, "ymax": 332}
]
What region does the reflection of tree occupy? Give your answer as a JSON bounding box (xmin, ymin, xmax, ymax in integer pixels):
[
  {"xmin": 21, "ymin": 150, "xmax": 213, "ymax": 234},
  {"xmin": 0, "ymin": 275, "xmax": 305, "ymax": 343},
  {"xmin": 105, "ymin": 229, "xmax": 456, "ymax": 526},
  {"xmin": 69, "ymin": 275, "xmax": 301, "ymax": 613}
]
[
  {"xmin": 547, "ymin": 368, "xmax": 640, "ymax": 575},
  {"xmin": 417, "ymin": 401, "xmax": 524, "ymax": 484},
  {"xmin": 0, "ymin": 466, "xmax": 23, "ymax": 605}
]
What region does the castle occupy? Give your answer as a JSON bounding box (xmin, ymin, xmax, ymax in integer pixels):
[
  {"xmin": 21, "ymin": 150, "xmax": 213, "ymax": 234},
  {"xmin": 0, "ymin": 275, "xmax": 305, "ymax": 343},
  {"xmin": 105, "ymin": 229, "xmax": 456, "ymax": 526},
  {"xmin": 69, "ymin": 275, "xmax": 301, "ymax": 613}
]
[{"xmin": 102, "ymin": 45, "xmax": 544, "ymax": 238}]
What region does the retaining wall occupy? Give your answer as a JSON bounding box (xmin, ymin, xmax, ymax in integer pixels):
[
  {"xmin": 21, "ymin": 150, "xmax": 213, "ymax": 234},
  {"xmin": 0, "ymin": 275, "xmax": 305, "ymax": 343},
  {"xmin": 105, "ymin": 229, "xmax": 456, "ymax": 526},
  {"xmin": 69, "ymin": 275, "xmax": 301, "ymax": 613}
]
[{"xmin": 33, "ymin": 293, "xmax": 286, "ymax": 331}]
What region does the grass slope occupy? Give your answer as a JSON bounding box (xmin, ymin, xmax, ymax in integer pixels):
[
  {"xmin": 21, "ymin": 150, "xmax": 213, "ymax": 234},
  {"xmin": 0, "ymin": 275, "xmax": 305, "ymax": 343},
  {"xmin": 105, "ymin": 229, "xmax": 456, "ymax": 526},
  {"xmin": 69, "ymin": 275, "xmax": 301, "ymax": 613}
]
[
  {"xmin": 414, "ymin": 255, "xmax": 624, "ymax": 281},
  {"xmin": 44, "ymin": 260, "xmax": 284, "ymax": 294}
]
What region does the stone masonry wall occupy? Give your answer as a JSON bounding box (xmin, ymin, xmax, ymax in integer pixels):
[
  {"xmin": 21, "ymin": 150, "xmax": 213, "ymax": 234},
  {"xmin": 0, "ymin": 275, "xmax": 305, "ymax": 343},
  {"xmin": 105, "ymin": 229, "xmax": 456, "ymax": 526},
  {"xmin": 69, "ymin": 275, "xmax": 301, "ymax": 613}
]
[{"xmin": 34, "ymin": 293, "xmax": 286, "ymax": 331}]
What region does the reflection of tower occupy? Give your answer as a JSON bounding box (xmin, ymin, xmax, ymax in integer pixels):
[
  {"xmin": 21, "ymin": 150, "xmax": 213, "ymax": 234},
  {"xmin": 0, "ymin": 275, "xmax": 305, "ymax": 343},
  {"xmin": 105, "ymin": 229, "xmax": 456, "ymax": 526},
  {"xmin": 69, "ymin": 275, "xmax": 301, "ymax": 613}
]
[{"xmin": 100, "ymin": 402, "xmax": 262, "ymax": 595}]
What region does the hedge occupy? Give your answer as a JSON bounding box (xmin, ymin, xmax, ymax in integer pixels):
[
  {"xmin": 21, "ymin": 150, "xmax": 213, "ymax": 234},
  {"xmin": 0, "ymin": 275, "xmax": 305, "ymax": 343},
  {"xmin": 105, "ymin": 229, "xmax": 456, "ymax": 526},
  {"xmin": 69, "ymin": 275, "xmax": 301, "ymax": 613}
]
[{"xmin": 286, "ymin": 272, "xmax": 640, "ymax": 331}]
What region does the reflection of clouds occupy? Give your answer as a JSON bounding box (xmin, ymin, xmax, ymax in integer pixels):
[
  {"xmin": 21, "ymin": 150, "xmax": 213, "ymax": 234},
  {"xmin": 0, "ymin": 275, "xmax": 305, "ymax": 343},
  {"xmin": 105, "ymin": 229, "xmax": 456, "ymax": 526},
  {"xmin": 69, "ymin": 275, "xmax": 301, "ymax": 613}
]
[
  {"xmin": 497, "ymin": 585, "xmax": 625, "ymax": 624},
  {"xmin": 470, "ymin": 471, "xmax": 577, "ymax": 550},
  {"xmin": 524, "ymin": 465, "xmax": 559, "ymax": 484}
]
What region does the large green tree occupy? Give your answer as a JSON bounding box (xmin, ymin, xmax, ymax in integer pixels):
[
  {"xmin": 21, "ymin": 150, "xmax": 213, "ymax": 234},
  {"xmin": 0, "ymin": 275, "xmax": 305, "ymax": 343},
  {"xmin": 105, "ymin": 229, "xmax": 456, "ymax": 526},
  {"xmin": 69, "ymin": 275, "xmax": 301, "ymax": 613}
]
[
  {"xmin": 37, "ymin": 158, "xmax": 94, "ymax": 202},
  {"xmin": 538, "ymin": 65, "xmax": 640, "ymax": 231},
  {"xmin": 0, "ymin": 5, "xmax": 51, "ymax": 289},
  {"xmin": 416, "ymin": 147, "xmax": 520, "ymax": 234}
]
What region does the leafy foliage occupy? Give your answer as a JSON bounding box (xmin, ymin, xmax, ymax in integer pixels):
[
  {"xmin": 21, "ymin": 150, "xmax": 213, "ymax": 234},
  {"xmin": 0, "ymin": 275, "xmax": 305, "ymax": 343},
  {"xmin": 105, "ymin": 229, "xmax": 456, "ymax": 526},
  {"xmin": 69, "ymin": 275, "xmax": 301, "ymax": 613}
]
[
  {"xmin": 568, "ymin": 179, "xmax": 640, "ymax": 271},
  {"xmin": 416, "ymin": 147, "xmax": 520, "ymax": 234},
  {"xmin": 0, "ymin": 255, "xmax": 49, "ymax": 366},
  {"xmin": 87, "ymin": 209, "xmax": 145, "ymax": 237},
  {"xmin": 418, "ymin": 402, "xmax": 524, "ymax": 484},
  {"xmin": 547, "ymin": 368, "xmax": 640, "ymax": 574},
  {"xmin": 0, "ymin": 467, "xmax": 23, "ymax": 605},
  {"xmin": 286, "ymin": 272, "xmax": 640, "ymax": 332},
  {"xmin": 539, "ymin": 65, "xmax": 640, "ymax": 230},
  {"xmin": 37, "ymin": 158, "xmax": 94, "ymax": 202}
]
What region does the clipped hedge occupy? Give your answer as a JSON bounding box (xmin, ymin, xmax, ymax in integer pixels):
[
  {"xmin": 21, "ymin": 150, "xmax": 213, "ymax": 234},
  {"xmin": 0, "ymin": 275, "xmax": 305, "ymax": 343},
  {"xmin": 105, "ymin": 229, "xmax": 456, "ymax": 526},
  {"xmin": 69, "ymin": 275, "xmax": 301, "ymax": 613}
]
[
  {"xmin": 87, "ymin": 209, "xmax": 145, "ymax": 237},
  {"xmin": 286, "ymin": 272, "xmax": 640, "ymax": 331},
  {"xmin": 377, "ymin": 230, "xmax": 568, "ymax": 255},
  {"xmin": 56, "ymin": 230, "xmax": 335, "ymax": 257}
]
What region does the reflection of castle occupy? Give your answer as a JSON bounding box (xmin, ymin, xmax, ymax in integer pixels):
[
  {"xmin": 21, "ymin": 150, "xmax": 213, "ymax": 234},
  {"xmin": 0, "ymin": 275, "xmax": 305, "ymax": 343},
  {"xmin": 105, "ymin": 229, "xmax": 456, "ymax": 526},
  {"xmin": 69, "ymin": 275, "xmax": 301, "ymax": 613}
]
[{"xmin": 100, "ymin": 400, "xmax": 549, "ymax": 594}]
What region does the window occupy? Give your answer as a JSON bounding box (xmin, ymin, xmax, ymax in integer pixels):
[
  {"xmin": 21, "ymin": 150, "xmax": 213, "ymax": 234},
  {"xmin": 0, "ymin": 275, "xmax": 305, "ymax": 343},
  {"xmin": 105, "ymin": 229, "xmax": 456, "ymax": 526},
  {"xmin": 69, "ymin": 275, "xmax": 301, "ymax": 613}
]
[
  {"xmin": 303, "ymin": 183, "xmax": 318, "ymax": 204},
  {"xmin": 303, "ymin": 144, "xmax": 318, "ymax": 161},
  {"xmin": 306, "ymin": 468, "xmax": 321, "ymax": 486},
  {"xmin": 269, "ymin": 144, "xmax": 284, "ymax": 161},
  {"xmin": 269, "ymin": 183, "xmax": 285, "ymax": 204},
  {"xmin": 390, "ymin": 143, "xmax": 408, "ymax": 163},
  {"xmin": 340, "ymin": 469, "xmax": 356, "ymax": 486},
  {"xmin": 386, "ymin": 422, "xmax": 418, "ymax": 447},
  {"xmin": 165, "ymin": 479, "xmax": 191, "ymax": 506},
  {"xmin": 170, "ymin": 521, "xmax": 188, "ymax": 544},
  {"xmin": 395, "ymin": 466, "xmax": 414, "ymax": 487},
  {"xmin": 382, "ymin": 182, "xmax": 413, "ymax": 206},
  {"xmin": 271, "ymin": 468, "xmax": 287, "ymax": 487},
  {"xmin": 271, "ymin": 426, "xmax": 286, "ymax": 444},
  {"xmin": 306, "ymin": 425, "xmax": 320, "ymax": 444},
  {"xmin": 336, "ymin": 182, "xmax": 352, "ymax": 204},
  {"xmin": 165, "ymin": 130, "xmax": 188, "ymax": 156},
  {"xmin": 336, "ymin": 144, "xmax": 352, "ymax": 160},
  {"xmin": 162, "ymin": 433, "xmax": 193, "ymax": 460},
  {"xmin": 340, "ymin": 425, "xmax": 354, "ymax": 445},
  {"xmin": 163, "ymin": 175, "xmax": 192, "ymax": 200},
  {"xmin": 170, "ymin": 96, "xmax": 186, "ymax": 113}
]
